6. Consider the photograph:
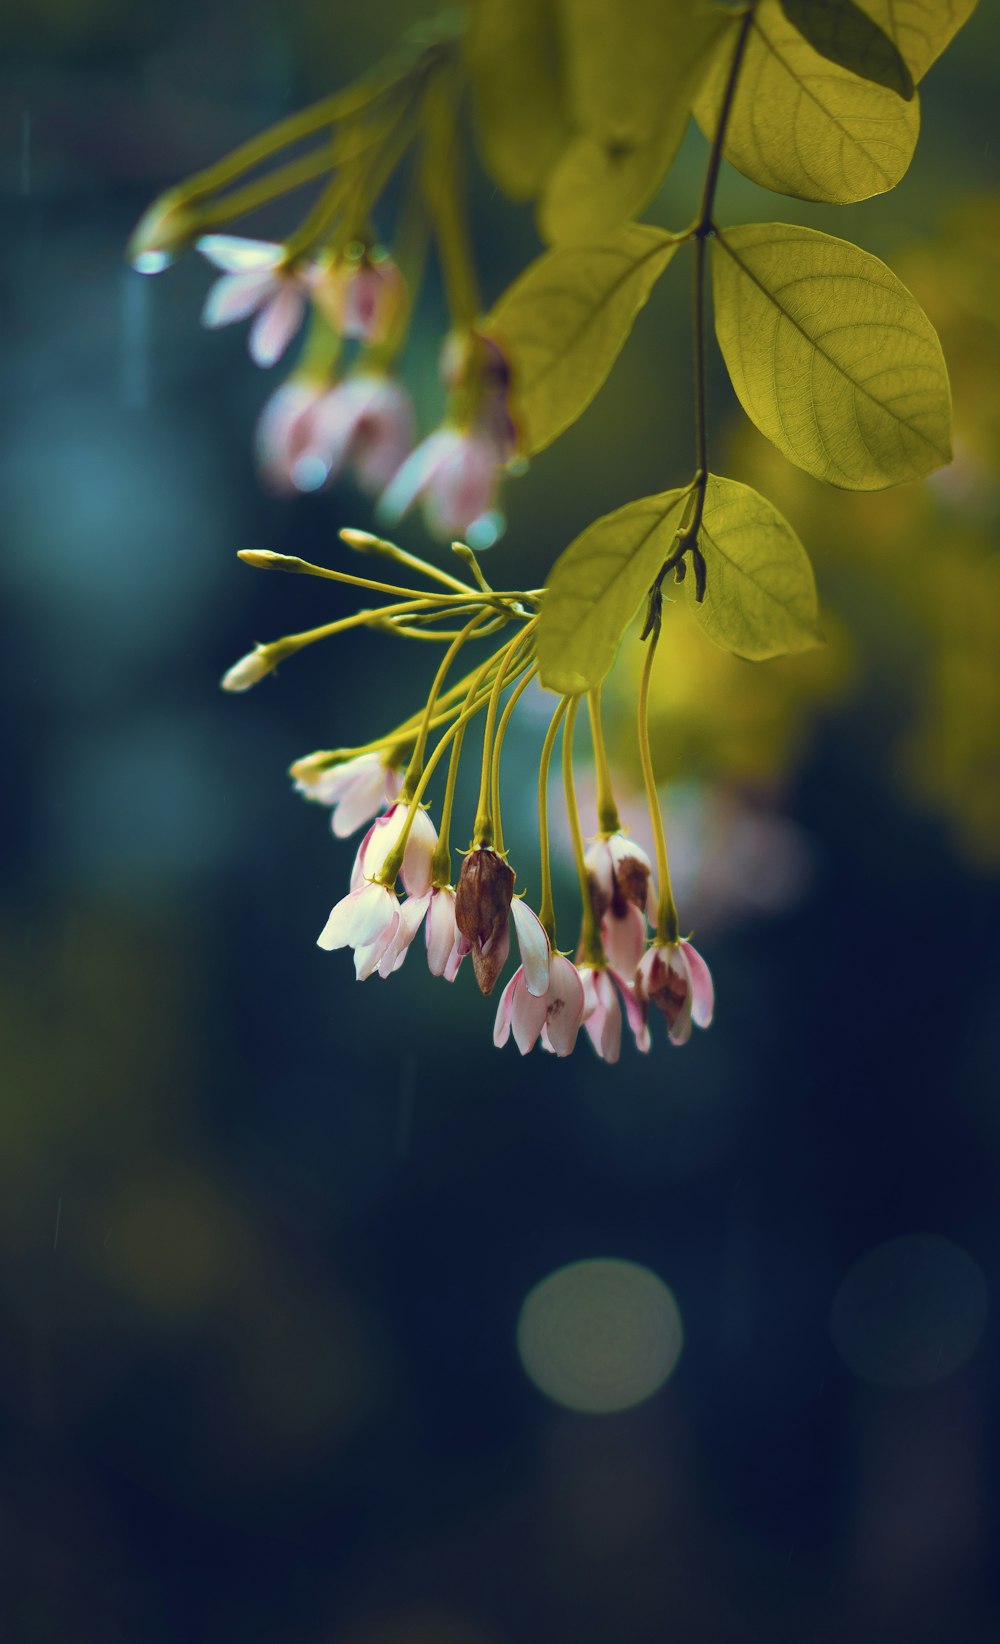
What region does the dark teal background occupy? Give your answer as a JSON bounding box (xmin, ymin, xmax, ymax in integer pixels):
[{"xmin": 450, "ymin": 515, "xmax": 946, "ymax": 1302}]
[{"xmin": 1, "ymin": 4, "xmax": 999, "ymax": 1640}]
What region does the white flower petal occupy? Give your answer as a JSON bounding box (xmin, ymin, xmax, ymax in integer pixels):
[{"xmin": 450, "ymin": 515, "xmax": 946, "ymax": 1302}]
[
  {"xmin": 493, "ymin": 972, "xmax": 518, "ymax": 1048},
  {"xmin": 249, "ymin": 284, "xmax": 307, "ymax": 367},
  {"xmin": 510, "ymin": 898, "xmax": 550, "ymax": 997},
  {"xmin": 202, "ymin": 269, "xmax": 277, "ymax": 329},
  {"xmin": 197, "ymin": 234, "xmax": 284, "ymax": 272},
  {"xmin": 376, "ymin": 428, "xmax": 458, "ymax": 526}
]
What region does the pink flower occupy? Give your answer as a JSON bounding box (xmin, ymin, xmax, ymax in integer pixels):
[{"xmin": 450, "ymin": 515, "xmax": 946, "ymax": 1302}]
[
  {"xmin": 309, "ymin": 374, "xmax": 415, "ymax": 494},
  {"xmin": 635, "ymin": 939, "xmax": 714, "ymax": 1046},
  {"xmin": 580, "ymin": 967, "xmax": 651, "ymax": 1063},
  {"xmin": 293, "ymin": 751, "xmax": 403, "ymax": 839},
  {"xmin": 368, "ymin": 884, "xmax": 471, "ymax": 982},
  {"xmin": 316, "ymin": 880, "xmax": 400, "ymax": 980},
  {"xmin": 255, "ymin": 373, "xmax": 414, "ymax": 497},
  {"xmin": 314, "ymin": 249, "xmax": 406, "ymax": 344},
  {"xmin": 495, "ymin": 934, "xmax": 586, "ymax": 1058},
  {"xmin": 585, "ymin": 832, "xmax": 656, "ymax": 971},
  {"xmin": 425, "ymin": 886, "xmax": 469, "ymax": 981},
  {"xmin": 377, "ymin": 426, "xmax": 505, "ymax": 545},
  {"xmin": 351, "ymin": 801, "xmax": 438, "ymax": 897},
  {"xmin": 198, "ymin": 235, "xmax": 319, "ymax": 367}
]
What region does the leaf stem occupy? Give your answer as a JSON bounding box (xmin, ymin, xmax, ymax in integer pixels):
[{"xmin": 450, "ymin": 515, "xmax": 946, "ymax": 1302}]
[
  {"xmin": 562, "ymin": 697, "xmax": 602, "ymax": 965},
  {"xmin": 637, "ymin": 615, "xmax": 679, "ymax": 945},
  {"xmin": 536, "ymin": 696, "xmax": 570, "ymax": 944}
]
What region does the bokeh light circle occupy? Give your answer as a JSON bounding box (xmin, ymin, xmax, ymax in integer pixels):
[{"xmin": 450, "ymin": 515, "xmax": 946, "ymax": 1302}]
[
  {"xmin": 517, "ymin": 1258, "xmax": 683, "ymax": 1414},
  {"xmin": 830, "ymin": 1233, "xmax": 988, "ymax": 1389}
]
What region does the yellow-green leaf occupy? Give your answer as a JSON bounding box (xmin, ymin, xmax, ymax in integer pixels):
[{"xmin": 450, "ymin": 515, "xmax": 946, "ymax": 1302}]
[
  {"xmin": 855, "ymin": 0, "xmax": 979, "ymax": 82},
  {"xmin": 693, "ymin": 0, "xmax": 920, "ymax": 203},
  {"xmin": 486, "ymin": 224, "xmax": 679, "ymax": 457},
  {"xmin": 538, "ymin": 488, "xmax": 692, "ymax": 694},
  {"xmin": 539, "ymin": 0, "xmax": 728, "ymax": 242},
  {"xmin": 464, "ymin": 0, "xmax": 569, "ymax": 200},
  {"xmin": 712, "ymin": 222, "xmax": 952, "ymax": 489},
  {"xmin": 779, "ymin": 0, "xmax": 914, "ymax": 99},
  {"xmin": 690, "ymin": 476, "xmax": 822, "ymax": 659}
]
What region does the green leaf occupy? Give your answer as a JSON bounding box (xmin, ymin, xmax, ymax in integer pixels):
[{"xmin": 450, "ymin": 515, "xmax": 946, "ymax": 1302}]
[
  {"xmin": 855, "ymin": 0, "xmax": 979, "ymax": 82},
  {"xmin": 538, "ymin": 488, "xmax": 692, "ymax": 693},
  {"xmin": 464, "ymin": 0, "xmax": 569, "ymax": 200},
  {"xmin": 779, "ymin": 0, "xmax": 913, "ymax": 99},
  {"xmin": 712, "ymin": 222, "xmax": 952, "ymax": 489},
  {"xmin": 693, "ymin": 0, "xmax": 920, "ymax": 203},
  {"xmin": 486, "ymin": 224, "xmax": 679, "ymax": 457},
  {"xmin": 538, "ymin": 0, "xmax": 728, "ymax": 242},
  {"xmin": 691, "ymin": 476, "xmax": 822, "ymax": 659}
]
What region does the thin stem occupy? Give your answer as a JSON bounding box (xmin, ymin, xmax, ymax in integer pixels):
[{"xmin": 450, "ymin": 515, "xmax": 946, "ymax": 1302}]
[
  {"xmin": 194, "ymin": 147, "xmax": 337, "ymax": 231},
  {"xmin": 379, "ymin": 655, "xmax": 532, "ymax": 885},
  {"xmin": 266, "ymin": 596, "xmax": 453, "ymax": 661},
  {"xmin": 401, "ymin": 610, "xmax": 493, "ymax": 799},
  {"xmin": 562, "ymin": 698, "xmax": 602, "ymax": 965},
  {"xmin": 339, "ymin": 529, "xmax": 474, "ymax": 594},
  {"xmin": 472, "ymin": 619, "xmax": 539, "ymax": 846},
  {"xmin": 637, "ymin": 618, "xmax": 679, "ymax": 946},
  {"xmin": 490, "ymin": 663, "xmax": 539, "ymax": 856},
  {"xmin": 588, "ymin": 685, "xmax": 621, "ymax": 837},
  {"xmin": 536, "ymin": 696, "xmax": 569, "ymax": 945},
  {"xmin": 420, "ymin": 62, "xmax": 480, "ymax": 327},
  {"xmin": 431, "ymin": 651, "xmax": 500, "ymax": 884}
]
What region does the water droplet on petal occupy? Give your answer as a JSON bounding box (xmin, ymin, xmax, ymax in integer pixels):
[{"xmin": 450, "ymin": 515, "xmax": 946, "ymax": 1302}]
[
  {"xmin": 132, "ymin": 250, "xmax": 173, "ymax": 275},
  {"xmin": 466, "ymin": 510, "xmax": 505, "ymax": 551},
  {"xmin": 291, "ymin": 453, "xmax": 330, "ymax": 493}
]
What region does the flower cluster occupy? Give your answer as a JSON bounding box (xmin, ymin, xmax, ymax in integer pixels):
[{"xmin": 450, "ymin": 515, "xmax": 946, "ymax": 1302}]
[
  {"xmin": 128, "ymin": 31, "xmax": 519, "ymax": 546},
  {"xmin": 131, "ymin": 23, "xmax": 716, "ymax": 1068},
  {"xmin": 226, "ymin": 530, "xmax": 714, "ymax": 1066}
]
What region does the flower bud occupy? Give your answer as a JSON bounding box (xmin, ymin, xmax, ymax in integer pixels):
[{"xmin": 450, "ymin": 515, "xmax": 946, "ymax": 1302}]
[
  {"xmin": 221, "ymin": 647, "xmax": 272, "ymax": 692},
  {"xmin": 127, "ymin": 189, "xmax": 198, "ymax": 273},
  {"xmin": 454, "ymin": 847, "xmax": 515, "ymax": 995}
]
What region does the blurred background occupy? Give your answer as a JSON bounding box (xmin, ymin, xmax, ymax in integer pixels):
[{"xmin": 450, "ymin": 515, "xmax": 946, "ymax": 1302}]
[{"xmin": 1, "ymin": 2, "xmax": 999, "ymax": 1640}]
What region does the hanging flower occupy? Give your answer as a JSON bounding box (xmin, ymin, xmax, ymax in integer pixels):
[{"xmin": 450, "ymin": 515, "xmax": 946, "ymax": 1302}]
[
  {"xmin": 256, "ymin": 372, "xmax": 414, "ymax": 496},
  {"xmin": 316, "ymin": 880, "xmax": 400, "ymax": 980},
  {"xmin": 425, "ymin": 886, "xmax": 469, "ymax": 981},
  {"xmin": 377, "ymin": 425, "xmax": 504, "ymax": 545},
  {"xmin": 352, "ymin": 801, "xmax": 438, "ymax": 897},
  {"xmin": 579, "ymin": 967, "xmax": 651, "ymax": 1063},
  {"xmin": 292, "ymin": 751, "xmax": 403, "ymax": 839},
  {"xmin": 198, "ymin": 235, "xmax": 320, "ymax": 367},
  {"xmin": 495, "ymin": 944, "xmax": 586, "ymax": 1058},
  {"xmin": 314, "ymin": 246, "xmax": 406, "ymax": 344},
  {"xmin": 454, "ymin": 847, "xmax": 516, "ymax": 994},
  {"xmin": 635, "ymin": 939, "xmax": 714, "ymax": 1046}
]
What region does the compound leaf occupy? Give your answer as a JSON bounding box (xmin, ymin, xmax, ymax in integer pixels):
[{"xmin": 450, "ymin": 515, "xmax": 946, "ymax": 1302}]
[
  {"xmin": 692, "ymin": 475, "xmax": 822, "ymax": 659},
  {"xmin": 855, "ymin": 0, "xmax": 979, "ymax": 82},
  {"xmin": 779, "ymin": 0, "xmax": 914, "ymax": 99},
  {"xmin": 693, "ymin": 0, "xmax": 920, "ymax": 203},
  {"xmin": 712, "ymin": 222, "xmax": 952, "ymax": 489},
  {"xmin": 538, "ymin": 488, "xmax": 692, "ymax": 693},
  {"xmin": 487, "ymin": 224, "xmax": 679, "ymax": 456}
]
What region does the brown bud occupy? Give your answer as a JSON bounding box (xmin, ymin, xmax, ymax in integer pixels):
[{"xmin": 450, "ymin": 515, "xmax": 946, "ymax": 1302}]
[{"xmin": 455, "ymin": 847, "xmax": 515, "ymax": 995}]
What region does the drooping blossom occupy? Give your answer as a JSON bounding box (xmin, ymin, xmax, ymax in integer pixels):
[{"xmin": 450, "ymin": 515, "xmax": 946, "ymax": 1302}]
[
  {"xmin": 377, "ymin": 425, "xmax": 504, "ymax": 544},
  {"xmin": 425, "ymin": 886, "xmax": 469, "ymax": 981},
  {"xmin": 316, "ymin": 880, "xmax": 400, "ymax": 980},
  {"xmin": 292, "ymin": 751, "xmax": 403, "ymax": 838},
  {"xmin": 579, "ymin": 966, "xmax": 651, "ymax": 1063},
  {"xmin": 255, "ymin": 372, "xmax": 415, "ymax": 497},
  {"xmin": 314, "ymin": 247, "xmax": 406, "ymax": 344},
  {"xmin": 365, "ymin": 884, "xmax": 470, "ymax": 983},
  {"xmin": 635, "ymin": 939, "xmax": 714, "ymax": 1046},
  {"xmin": 495, "ymin": 925, "xmax": 586, "ymax": 1057},
  {"xmin": 198, "ymin": 235, "xmax": 320, "ymax": 367},
  {"xmin": 585, "ymin": 832, "xmax": 656, "ymax": 971},
  {"xmin": 352, "ymin": 801, "xmax": 438, "ymax": 897},
  {"xmin": 377, "ymin": 330, "xmax": 516, "ymax": 546}
]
